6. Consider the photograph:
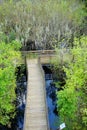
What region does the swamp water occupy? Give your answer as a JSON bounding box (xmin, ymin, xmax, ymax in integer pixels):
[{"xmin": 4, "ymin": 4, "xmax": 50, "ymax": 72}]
[{"xmin": 43, "ymin": 65, "xmax": 59, "ymax": 130}]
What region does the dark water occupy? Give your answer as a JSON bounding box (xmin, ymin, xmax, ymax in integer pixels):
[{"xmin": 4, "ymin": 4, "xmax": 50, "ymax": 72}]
[
  {"xmin": 46, "ymin": 78, "xmax": 59, "ymax": 130},
  {"xmin": 14, "ymin": 64, "xmax": 27, "ymax": 130},
  {"xmin": 15, "ymin": 75, "xmax": 27, "ymax": 130},
  {"xmin": 43, "ymin": 65, "xmax": 59, "ymax": 130}
]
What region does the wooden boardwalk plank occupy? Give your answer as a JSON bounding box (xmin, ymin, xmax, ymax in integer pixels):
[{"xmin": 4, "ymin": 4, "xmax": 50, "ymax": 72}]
[{"xmin": 23, "ymin": 59, "xmax": 49, "ymax": 130}]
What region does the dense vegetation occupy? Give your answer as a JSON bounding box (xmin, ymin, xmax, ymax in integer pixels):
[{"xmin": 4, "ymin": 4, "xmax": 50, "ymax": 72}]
[
  {"xmin": 0, "ymin": 38, "xmax": 21, "ymax": 125},
  {"xmin": 0, "ymin": 0, "xmax": 86, "ymax": 49},
  {"xmin": 0, "ymin": 0, "xmax": 87, "ymax": 129},
  {"xmin": 55, "ymin": 36, "xmax": 87, "ymax": 130}
]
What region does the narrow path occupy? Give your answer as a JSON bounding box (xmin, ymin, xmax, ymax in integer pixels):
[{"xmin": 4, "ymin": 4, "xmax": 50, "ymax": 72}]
[{"xmin": 23, "ymin": 59, "xmax": 49, "ymax": 130}]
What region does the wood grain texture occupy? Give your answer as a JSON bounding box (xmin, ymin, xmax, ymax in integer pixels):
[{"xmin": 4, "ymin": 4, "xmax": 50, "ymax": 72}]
[{"xmin": 23, "ymin": 59, "xmax": 49, "ymax": 130}]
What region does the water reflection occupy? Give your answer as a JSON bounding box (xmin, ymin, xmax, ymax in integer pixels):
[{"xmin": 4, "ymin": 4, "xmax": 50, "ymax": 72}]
[
  {"xmin": 46, "ymin": 78, "xmax": 59, "ymax": 130},
  {"xmin": 16, "ymin": 75, "xmax": 27, "ymax": 130}
]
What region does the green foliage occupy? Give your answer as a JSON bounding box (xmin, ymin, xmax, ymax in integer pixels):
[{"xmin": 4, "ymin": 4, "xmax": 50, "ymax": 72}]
[
  {"xmin": 56, "ymin": 36, "xmax": 87, "ymax": 130},
  {"xmin": 0, "ymin": 40, "xmax": 21, "ymax": 125}
]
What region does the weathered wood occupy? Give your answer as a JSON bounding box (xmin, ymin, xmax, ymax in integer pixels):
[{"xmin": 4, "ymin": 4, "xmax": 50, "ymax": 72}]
[{"xmin": 23, "ymin": 59, "xmax": 49, "ymax": 130}]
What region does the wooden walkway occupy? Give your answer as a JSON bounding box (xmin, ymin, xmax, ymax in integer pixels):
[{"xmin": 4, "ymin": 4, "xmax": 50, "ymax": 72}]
[{"xmin": 23, "ymin": 59, "xmax": 49, "ymax": 130}]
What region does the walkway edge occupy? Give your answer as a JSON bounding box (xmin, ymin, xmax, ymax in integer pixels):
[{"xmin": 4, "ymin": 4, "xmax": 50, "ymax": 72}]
[{"xmin": 38, "ymin": 59, "xmax": 50, "ymax": 130}]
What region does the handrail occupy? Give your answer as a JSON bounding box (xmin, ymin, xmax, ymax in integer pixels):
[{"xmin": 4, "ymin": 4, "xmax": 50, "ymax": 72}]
[
  {"xmin": 21, "ymin": 49, "xmax": 71, "ymax": 56},
  {"xmin": 21, "ymin": 50, "xmax": 55, "ymax": 55},
  {"xmin": 22, "ymin": 50, "xmax": 55, "ymax": 52}
]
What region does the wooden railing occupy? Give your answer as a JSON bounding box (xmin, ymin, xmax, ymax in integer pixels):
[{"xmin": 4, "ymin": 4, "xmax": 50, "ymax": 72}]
[
  {"xmin": 21, "ymin": 49, "xmax": 71, "ymax": 64},
  {"xmin": 21, "ymin": 50, "xmax": 55, "ymax": 55},
  {"xmin": 21, "ymin": 49, "xmax": 71, "ymax": 58}
]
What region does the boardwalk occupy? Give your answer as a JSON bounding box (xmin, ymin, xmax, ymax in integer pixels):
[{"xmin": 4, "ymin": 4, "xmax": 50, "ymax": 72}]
[
  {"xmin": 23, "ymin": 59, "xmax": 49, "ymax": 130},
  {"xmin": 23, "ymin": 50, "xmax": 71, "ymax": 130}
]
